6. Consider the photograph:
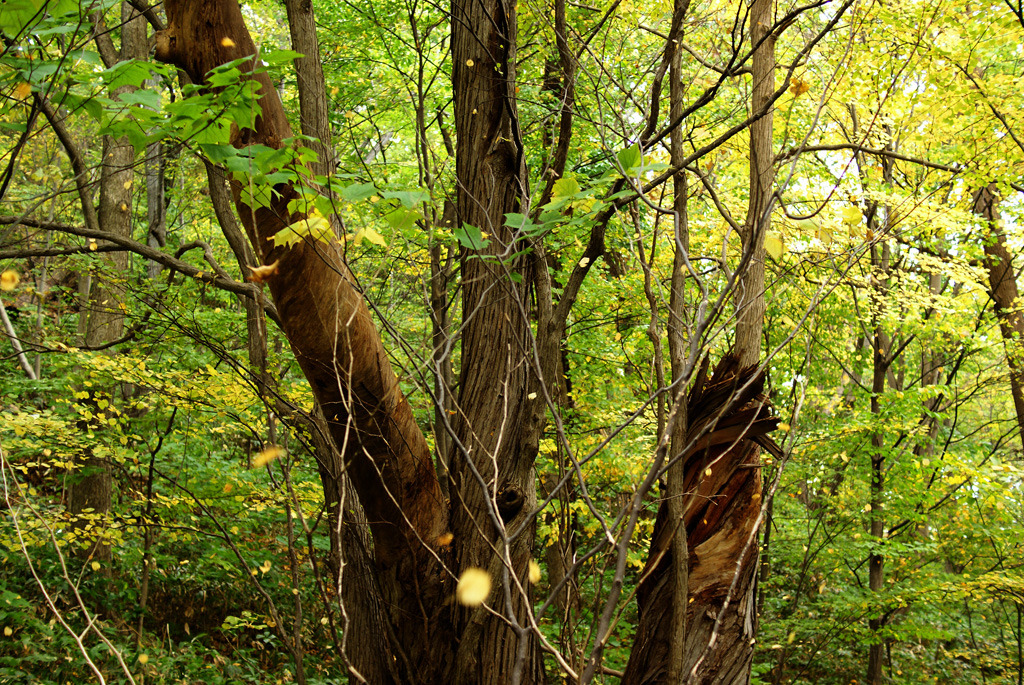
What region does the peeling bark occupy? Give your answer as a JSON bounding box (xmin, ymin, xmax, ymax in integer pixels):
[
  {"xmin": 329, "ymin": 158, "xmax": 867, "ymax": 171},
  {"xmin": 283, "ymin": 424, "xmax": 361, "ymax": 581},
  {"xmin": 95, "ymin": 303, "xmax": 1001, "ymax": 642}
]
[{"xmin": 624, "ymin": 355, "xmax": 780, "ymax": 684}]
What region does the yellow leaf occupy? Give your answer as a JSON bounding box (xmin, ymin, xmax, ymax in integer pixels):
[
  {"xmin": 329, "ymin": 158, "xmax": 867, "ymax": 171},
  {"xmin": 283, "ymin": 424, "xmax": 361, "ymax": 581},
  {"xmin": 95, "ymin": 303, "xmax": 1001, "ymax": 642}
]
[
  {"xmin": 138, "ymin": 653, "xmax": 149, "ymax": 664},
  {"xmin": 818, "ymin": 223, "xmax": 833, "ymax": 244},
  {"xmin": 841, "ymin": 205, "xmax": 862, "ymax": 226},
  {"xmin": 88, "ymin": 240, "xmax": 98, "ymax": 251},
  {"xmin": 456, "ymin": 567, "xmax": 491, "ymax": 607},
  {"xmin": 0, "ymin": 270, "xmax": 19, "ymax": 291},
  {"xmin": 122, "ymin": 180, "xmax": 132, "ymax": 190},
  {"xmin": 13, "ymin": 82, "xmax": 30, "ymax": 100},
  {"xmin": 221, "ymin": 37, "xmax": 235, "ymax": 48},
  {"xmin": 789, "ymin": 78, "xmax": 809, "ymax": 97},
  {"xmin": 247, "ymin": 260, "xmax": 280, "ymax": 284},
  {"xmin": 2, "ymin": 627, "xmax": 11, "ymax": 637},
  {"xmin": 765, "ymin": 233, "xmax": 785, "ymax": 260},
  {"xmin": 362, "ymin": 227, "xmax": 386, "ymax": 246},
  {"xmin": 91, "ymin": 561, "xmax": 101, "ymax": 571},
  {"xmin": 260, "ymin": 560, "xmax": 272, "ymax": 573},
  {"xmin": 252, "ymin": 445, "xmax": 285, "ymax": 468},
  {"xmin": 528, "ymin": 560, "xmax": 541, "ymax": 584}
]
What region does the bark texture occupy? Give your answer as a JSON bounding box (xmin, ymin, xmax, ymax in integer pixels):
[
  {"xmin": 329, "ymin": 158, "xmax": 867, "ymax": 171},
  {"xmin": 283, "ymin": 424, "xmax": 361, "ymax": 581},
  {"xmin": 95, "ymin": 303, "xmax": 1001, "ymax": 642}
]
[
  {"xmin": 156, "ymin": 1, "xmax": 450, "ymax": 679},
  {"xmin": 449, "ymin": 0, "xmax": 543, "ymax": 678},
  {"xmin": 973, "ymin": 185, "xmax": 1024, "ymax": 454},
  {"xmin": 735, "ymin": 0, "xmax": 775, "ymax": 365},
  {"xmin": 623, "ymin": 355, "xmax": 780, "ymax": 684}
]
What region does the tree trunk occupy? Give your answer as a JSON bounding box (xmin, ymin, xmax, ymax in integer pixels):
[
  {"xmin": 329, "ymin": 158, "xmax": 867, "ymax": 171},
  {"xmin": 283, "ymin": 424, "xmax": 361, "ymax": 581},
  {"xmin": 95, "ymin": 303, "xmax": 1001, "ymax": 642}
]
[
  {"xmin": 448, "ymin": 0, "xmax": 543, "ymax": 679},
  {"xmin": 972, "ymin": 185, "xmax": 1024, "ymax": 454},
  {"xmin": 70, "ymin": 2, "xmax": 146, "ymax": 561},
  {"xmin": 734, "ymin": 0, "xmax": 775, "ymax": 366},
  {"xmin": 156, "ymin": 2, "xmax": 451, "ymax": 680},
  {"xmin": 625, "ymin": 355, "xmax": 780, "ymax": 684},
  {"xmin": 866, "ymin": 156, "xmax": 894, "ymax": 685}
]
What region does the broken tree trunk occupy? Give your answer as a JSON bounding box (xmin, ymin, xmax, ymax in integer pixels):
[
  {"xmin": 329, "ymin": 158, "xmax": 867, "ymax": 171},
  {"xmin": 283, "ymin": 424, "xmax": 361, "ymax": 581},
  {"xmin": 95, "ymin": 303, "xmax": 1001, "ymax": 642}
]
[{"xmin": 623, "ymin": 354, "xmax": 780, "ymax": 684}]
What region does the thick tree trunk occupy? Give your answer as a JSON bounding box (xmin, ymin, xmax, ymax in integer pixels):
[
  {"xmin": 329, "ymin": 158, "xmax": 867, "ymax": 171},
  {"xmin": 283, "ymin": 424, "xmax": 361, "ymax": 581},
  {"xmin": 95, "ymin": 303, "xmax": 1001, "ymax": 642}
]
[
  {"xmin": 972, "ymin": 185, "xmax": 1024, "ymax": 454},
  {"xmin": 156, "ymin": 2, "xmax": 451, "ymax": 680},
  {"xmin": 625, "ymin": 356, "xmax": 780, "ymax": 684},
  {"xmin": 448, "ymin": 0, "xmax": 543, "ymax": 679}
]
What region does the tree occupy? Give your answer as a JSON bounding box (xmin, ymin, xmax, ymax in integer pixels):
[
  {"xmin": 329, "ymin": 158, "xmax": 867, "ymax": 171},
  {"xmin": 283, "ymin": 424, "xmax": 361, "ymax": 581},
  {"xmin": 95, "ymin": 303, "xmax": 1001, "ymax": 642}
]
[
  {"xmin": 9, "ymin": 0, "xmax": 1024, "ymax": 683},
  {"xmin": 147, "ymin": 0, "xmax": 800, "ymax": 679}
]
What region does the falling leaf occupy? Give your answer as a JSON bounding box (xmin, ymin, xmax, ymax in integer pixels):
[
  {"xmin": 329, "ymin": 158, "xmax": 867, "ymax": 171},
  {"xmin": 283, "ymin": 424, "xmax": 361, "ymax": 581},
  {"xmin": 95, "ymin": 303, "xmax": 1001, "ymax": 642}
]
[
  {"xmin": 527, "ymin": 392, "xmax": 537, "ymax": 400},
  {"xmin": 789, "ymin": 78, "xmax": 809, "ymax": 96},
  {"xmin": 765, "ymin": 233, "xmax": 784, "ymax": 260},
  {"xmin": 91, "ymin": 561, "xmax": 101, "ymax": 571},
  {"xmin": 456, "ymin": 567, "xmax": 491, "ymax": 607},
  {"xmin": 704, "ymin": 467, "xmax": 713, "ymax": 477},
  {"xmin": 260, "ymin": 560, "xmax": 272, "ymax": 573},
  {"xmin": 248, "ymin": 260, "xmax": 280, "ymax": 284},
  {"xmin": 138, "ymin": 654, "xmax": 149, "ymax": 664},
  {"xmin": 2, "ymin": 627, "xmax": 10, "ymax": 636},
  {"xmin": 122, "ymin": 180, "xmax": 132, "ymax": 190},
  {"xmin": 88, "ymin": 240, "xmax": 98, "ymax": 251},
  {"xmin": 528, "ymin": 560, "xmax": 541, "ymax": 584},
  {"xmin": 221, "ymin": 37, "xmax": 236, "ymax": 48},
  {"xmin": 437, "ymin": 532, "xmax": 453, "ymax": 547},
  {"xmin": 0, "ymin": 270, "xmax": 19, "ymax": 291},
  {"xmin": 841, "ymin": 205, "xmax": 862, "ymax": 226},
  {"xmin": 13, "ymin": 82, "xmax": 30, "ymax": 100},
  {"xmin": 252, "ymin": 445, "xmax": 285, "ymax": 468},
  {"xmin": 466, "ymin": 58, "xmax": 474, "ymax": 67},
  {"xmin": 818, "ymin": 223, "xmax": 833, "ymax": 244}
]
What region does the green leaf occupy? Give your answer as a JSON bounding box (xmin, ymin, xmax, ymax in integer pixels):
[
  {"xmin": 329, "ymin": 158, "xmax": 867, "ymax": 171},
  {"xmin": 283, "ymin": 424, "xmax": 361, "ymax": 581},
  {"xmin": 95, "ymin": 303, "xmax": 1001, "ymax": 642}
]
[
  {"xmin": 381, "ymin": 189, "xmax": 429, "ymax": 208},
  {"xmin": 504, "ymin": 213, "xmax": 546, "ymax": 236},
  {"xmin": 200, "ymin": 144, "xmax": 238, "ymax": 165},
  {"xmin": 454, "ymin": 223, "xmax": 490, "ymax": 251},
  {"xmin": 552, "ymin": 177, "xmax": 580, "ymax": 199},
  {"xmin": 103, "ymin": 60, "xmax": 153, "ymax": 91},
  {"xmin": 341, "ymin": 182, "xmax": 377, "ymax": 202},
  {"xmin": 238, "ymin": 180, "xmax": 277, "ymax": 211},
  {"xmin": 616, "ymin": 144, "xmax": 642, "ymax": 172},
  {"xmin": 385, "ymin": 206, "xmax": 421, "ymax": 231},
  {"xmin": 117, "ymin": 89, "xmax": 161, "ymax": 109},
  {"xmin": 0, "ymin": 0, "xmax": 43, "ymax": 37}
]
